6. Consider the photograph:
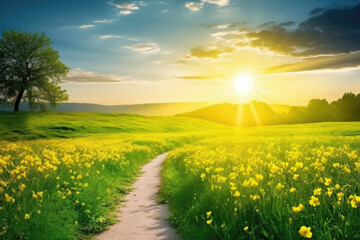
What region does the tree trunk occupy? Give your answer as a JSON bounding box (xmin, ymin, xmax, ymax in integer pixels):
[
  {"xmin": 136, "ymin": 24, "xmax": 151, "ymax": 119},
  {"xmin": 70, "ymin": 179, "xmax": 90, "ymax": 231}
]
[{"xmin": 14, "ymin": 89, "xmax": 25, "ymax": 112}]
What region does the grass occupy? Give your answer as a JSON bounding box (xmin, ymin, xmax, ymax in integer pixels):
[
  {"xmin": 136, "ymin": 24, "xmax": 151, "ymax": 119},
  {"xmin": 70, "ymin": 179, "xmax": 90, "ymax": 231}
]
[
  {"xmin": 1, "ymin": 111, "xmax": 360, "ymax": 239},
  {"xmin": 160, "ymin": 129, "xmax": 360, "ymax": 239}
]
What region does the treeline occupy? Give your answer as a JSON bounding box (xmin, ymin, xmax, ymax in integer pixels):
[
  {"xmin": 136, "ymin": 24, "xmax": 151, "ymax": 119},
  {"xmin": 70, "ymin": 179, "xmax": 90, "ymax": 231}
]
[
  {"xmin": 287, "ymin": 92, "xmax": 360, "ymax": 123},
  {"xmin": 180, "ymin": 92, "xmax": 360, "ymax": 127}
]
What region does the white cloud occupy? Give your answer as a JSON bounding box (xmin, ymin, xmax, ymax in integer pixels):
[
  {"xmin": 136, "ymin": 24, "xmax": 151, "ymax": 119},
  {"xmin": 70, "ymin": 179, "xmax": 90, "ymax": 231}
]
[
  {"xmin": 78, "ymin": 24, "xmax": 95, "ymax": 29},
  {"xmin": 124, "ymin": 43, "xmax": 160, "ymax": 53},
  {"xmin": 217, "ymin": 24, "xmax": 230, "ymax": 29},
  {"xmin": 185, "ymin": 0, "xmax": 229, "ymax": 12},
  {"xmin": 185, "ymin": 2, "xmax": 204, "ymax": 12},
  {"xmin": 63, "ymin": 70, "xmax": 128, "ymax": 83},
  {"xmin": 202, "ymin": 0, "xmax": 229, "ymax": 7},
  {"xmin": 108, "ymin": 2, "xmax": 140, "ymax": 15},
  {"xmin": 98, "ymin": 35, "xmax": 123, "ymax": 39},
  {"xmin": 93, "ymin": 19, "xmax": 114, "ymax": 23},
  {"xmin": 119, "ymin": 10, "xmax": 133, "ymax": 15}
]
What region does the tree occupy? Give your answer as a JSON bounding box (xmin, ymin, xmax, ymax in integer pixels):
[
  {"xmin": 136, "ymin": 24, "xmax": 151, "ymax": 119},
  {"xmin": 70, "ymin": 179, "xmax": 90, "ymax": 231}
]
[
  {"xmin": 306, "ymin": 99, "xmax": 333, "ymax": 122},
  {"xmin": 331, "ymin": 92, "xmax": 360, "ymax": 121},
  {"xmin": 0, "ymin": 30, "xmax": 69, "ymax": 111}
]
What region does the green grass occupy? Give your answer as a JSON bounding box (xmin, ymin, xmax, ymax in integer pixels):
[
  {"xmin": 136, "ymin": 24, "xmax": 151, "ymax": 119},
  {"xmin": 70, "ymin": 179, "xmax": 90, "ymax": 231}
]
[
  {"xmin": 0, "ymin": 112, "xmax": 230, "ymax": 141},
  {"xmin": 1, "ymin": 111, "xmax": 360, "ymax": 239},
  {"xmin": 160, "ymin": 128, "xmax": 360, "ymax": 239}
]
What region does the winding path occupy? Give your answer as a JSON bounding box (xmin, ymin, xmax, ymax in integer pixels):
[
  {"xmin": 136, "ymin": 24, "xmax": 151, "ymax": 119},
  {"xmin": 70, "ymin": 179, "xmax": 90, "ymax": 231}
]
[{"xmin": 96, "ymin": 153, "xmax": 179, "ymax": 240}]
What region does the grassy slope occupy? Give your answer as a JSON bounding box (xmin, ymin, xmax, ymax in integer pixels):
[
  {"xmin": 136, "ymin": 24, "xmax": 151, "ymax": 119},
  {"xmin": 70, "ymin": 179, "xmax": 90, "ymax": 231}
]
[{"xmin": 0, "ymin": 111, "xmax": 230, "ymax": 141}]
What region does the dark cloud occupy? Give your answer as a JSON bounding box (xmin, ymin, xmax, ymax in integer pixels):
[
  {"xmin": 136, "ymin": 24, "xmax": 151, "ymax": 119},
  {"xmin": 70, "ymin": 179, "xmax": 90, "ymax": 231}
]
[
  {"xmin": 309, "ymin": 8, "xmax": 325, "ymax": 15},
  {"xmin": 263, "ymin": 52, "xmax": 360, "ymax": 73},
  {"xmin": 247, "ymin": 3, "xmax": 360, "ymax": 57}
]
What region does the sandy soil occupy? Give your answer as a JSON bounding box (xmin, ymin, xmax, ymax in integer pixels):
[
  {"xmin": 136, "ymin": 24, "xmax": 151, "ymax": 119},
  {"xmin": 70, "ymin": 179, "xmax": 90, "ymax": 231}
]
[{"xmin": 95, "ymin": 153, "xmax": 180, "ymax": 240}]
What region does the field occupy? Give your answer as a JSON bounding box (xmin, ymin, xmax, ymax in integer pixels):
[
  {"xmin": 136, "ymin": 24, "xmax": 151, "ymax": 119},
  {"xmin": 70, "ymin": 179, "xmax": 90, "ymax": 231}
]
[
  {"xmin": 161, "ymin": 129, "xmax": 360, "ymax": 239},
  {"xmin": 1, "ymin": 112, "xmax": 360, "ymax": 239}
]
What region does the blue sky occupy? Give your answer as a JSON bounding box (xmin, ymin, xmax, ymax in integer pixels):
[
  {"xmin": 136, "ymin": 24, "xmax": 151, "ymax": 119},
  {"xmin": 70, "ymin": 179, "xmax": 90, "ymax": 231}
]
[{"xmin": 1, "ymin": 0, "xmax": 360, "ymax": 105}]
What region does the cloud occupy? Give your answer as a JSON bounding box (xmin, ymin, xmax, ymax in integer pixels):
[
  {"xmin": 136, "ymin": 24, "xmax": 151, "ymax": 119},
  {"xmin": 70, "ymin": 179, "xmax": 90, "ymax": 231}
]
[
  {"xmin": 188, "ymin": 46, "xmax": 234, "ymax": 58},
  {"xmin": 202, "ymin": 0, "xmax": 229, "ymax": 7},
  {"xmin": 246, "ymin": 3, "xmax": 360, "ymax": 57},
  {"xmin": 124, "ymin": 43, "xmax": 160, "ymax": 53},
  {"xmin": 108, "ymin": 1, "xmax": 140, "ymax": 15},
  {"xmin": 93, "ymin": 19, "xmax": 115, "ymax": 23},
  {"xmin": 98, "ymin": 35, "xmax": 123, "ymax": 39},
  {"xmin": 63, "ymin": 70, "xmax": 128, "ymax": 83},
  {"xmin": 78, "ymin": 24, "xmax": 95, "ymax": 29},
  {"xmin": 185, "ymin": 2, "xmax": 204, "ymax": 12},
  {"xmin": 263, "ymin": 52, "xmax": 360, "ymax": 73},
  {"xmin": 177, "ymin": 74, "xmax": 227, "ymax": 80},
  {"xmin": 185, "ymin": 0, "xmax": 229, "ymax": 11}
]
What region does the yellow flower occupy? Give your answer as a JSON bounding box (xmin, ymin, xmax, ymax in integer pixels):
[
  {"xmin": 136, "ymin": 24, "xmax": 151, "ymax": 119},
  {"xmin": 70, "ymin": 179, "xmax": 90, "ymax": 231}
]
[
  {"xmin": 233, "ymin": 191, "xmax": 240, "ymax": 197},
  {"xmin": 290, "ymin": 187, "xmax": 296, "ymax": 193},
  {"xmin": 4, "ymin": 193, "xmax": 15, "ymax": 203},
  {"xmin": 293, "ymin": 203, "xmax": 305, "ymax": 213},
  {"xmin": 309, "ymin": 196, "xmax": 320, "ymax": 207},
  {"xmin": 221, "ymin": 223, "xmax": 226, "ymax": 228},
  {"xmin": 337, "ymin": 192, "xmax": 344, "ymax": 201},
  {"xmin": 206, "ymin": 211, "xmax": 212, "ymax": 218},
  {"xmin": 37, "ymin": 210, "xmax": 41, "ymax": 214},
  {"xmin": 252, "ymin": 195, "xmax": 260, "ymax": 201},
  {"xmin": 324, "ymin": 178, "xmax": 332, "ymax": 186},
  {"xmin": 244, "ymin": 226, "xmax": 249, "ymax": 231},
  {"xmin": 24, "ymin": 214, "xmax": 30, "ymax": 220},
  {"xmin": 299, "ymin": 226, "xmax": 312, "ymax": 238},
  {"xmin": 276, "ymin": 183, "xmax": 284, "ymax": 190},
  {"xmin": 206, "ymin": 219, "xmax": 212, "ymax": 225},
  {"xmin": 335, "ymin": 184, "xmax": 340, "ymax": 190},
  {"xmin": 313, "ymin": 188, "xmax": 322, "ymax": 196},
  {"xmin": 200, "ymin": 173, "xmax": 206, "ymax": 180}
]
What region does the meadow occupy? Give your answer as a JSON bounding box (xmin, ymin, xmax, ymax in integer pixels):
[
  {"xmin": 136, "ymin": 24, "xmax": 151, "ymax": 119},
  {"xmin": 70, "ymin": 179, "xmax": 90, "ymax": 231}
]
[
  {"xmin": 1, "ymin": 112, "xmax": 360, "ymax": 239},
  {"xmin": 161, "ymin": 132, "xmax": 360, "ymax": 239},
  {"xmin": 0, "ymin": 112, "xmax": 226, "ymax": 239}
]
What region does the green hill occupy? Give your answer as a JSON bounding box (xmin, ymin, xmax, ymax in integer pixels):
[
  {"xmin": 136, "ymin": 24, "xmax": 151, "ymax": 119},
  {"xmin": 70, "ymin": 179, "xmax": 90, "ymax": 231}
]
[{"xmin": 0, "ymin": 111, "xmax": 229, "ymax": 141}]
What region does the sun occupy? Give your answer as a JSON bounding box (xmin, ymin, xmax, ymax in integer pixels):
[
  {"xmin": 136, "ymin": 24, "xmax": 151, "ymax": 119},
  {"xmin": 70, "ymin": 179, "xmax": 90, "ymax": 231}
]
[{"xmin": 234, "ymin": 74, "xmax": 253, "ymax": 94}]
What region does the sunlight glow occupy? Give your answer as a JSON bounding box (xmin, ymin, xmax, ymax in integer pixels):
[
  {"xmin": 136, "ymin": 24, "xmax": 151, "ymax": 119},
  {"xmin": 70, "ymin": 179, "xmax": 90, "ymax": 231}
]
[{"xmin": 234, "ymin": 74, "xmax": 253, "ymax": 94}]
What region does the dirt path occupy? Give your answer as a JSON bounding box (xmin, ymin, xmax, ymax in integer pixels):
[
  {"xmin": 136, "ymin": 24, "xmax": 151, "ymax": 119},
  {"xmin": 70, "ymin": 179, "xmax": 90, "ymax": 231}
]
[{"xmin": 96, "ymin": 153, "xmax": 179, "ymax": 240}]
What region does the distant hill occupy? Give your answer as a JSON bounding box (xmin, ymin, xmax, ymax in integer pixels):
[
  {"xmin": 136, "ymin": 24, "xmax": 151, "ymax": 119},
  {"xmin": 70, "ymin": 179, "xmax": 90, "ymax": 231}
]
[
  {"xmin": 178, "ymin": 101, "xmax": 285, "ymax": 127},
  {"xmin": 0, "ymin": 102, "xmax": 210, "ymax": 116}
]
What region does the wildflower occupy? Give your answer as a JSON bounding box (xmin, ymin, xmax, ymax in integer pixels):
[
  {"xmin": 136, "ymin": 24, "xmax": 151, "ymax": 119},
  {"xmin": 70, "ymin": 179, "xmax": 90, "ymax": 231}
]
[
  {"xmin": 337, "ymin": 192, "xmax": 344, "ymax": 201},
  {"xmin": 276, "ymin": 183, "xmax": 284, "ymax": 190},
  {"xmin": 233, "ymin": 191, "xmax": 240, "ymax": 197},
  {"xmin": 221, "ymin": 223, "xmax": 226, "ymax": 228},
  {"xmin": 313, "ymin": 188, "xmax": 321, "ymax": 196},
  {"xmin": 335, "ymin": 184, "xmax": 340, "ymax": 190},
  {"xmin": 24, "ymin": 214, "xmax": 30, "ymax": 220},
  {"xmin": 206, "ymin": 211, "xmax": 212, "ymax": 218},
  {"xmin": 244, "ymin": 226, "xmax": 249, "ymax": 231},
  {"xmin": 4, "ymin": 193, "xmax": 15, "ymax": 203},
  {"xmin": 290, "ymin": 187, "xmax": 296, "ymax": 193},
  {"xmin": 309, "ymin": 196, "xmax": 320, "ymax": 207},
  {"xmin": 206, "ymin": 219, "xmax": 212, "ymax": 225},
  {"xmin": 200, "ymin": 173, "xmax": 206, "ymax": 180},
  {"xmin": 293, "ymin": 203, "xmax": 305, "ymax": 213},
  {"xmin": 299, "ymin": 226, "xmax": 312, "ymax": 238},
  {"xmin": 252, "ymin": 195, "xmax": 260, "ymax": 201},
  {"xmin": 324, "ymin": 178, "xmax": 332, "ymax": 186}
]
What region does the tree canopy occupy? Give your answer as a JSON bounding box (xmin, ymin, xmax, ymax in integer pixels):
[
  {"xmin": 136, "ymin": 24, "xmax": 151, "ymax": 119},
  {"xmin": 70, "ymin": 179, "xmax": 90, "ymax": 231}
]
[{"xmin": 0, "ymin": 30, "xmax": 69, "ymax": 111}]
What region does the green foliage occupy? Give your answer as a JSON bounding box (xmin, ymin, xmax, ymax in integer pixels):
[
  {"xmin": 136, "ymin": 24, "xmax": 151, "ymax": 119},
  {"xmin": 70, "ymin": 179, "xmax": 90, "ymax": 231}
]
[{"xmin": 0, "ymin": 30, "xmax": 69, "ymax": 111}]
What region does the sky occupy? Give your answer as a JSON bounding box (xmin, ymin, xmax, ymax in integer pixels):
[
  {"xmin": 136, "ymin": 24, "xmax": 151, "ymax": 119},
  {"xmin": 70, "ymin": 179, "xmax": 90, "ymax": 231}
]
[{"xmin": 1, "ymin": 0, "xmax": 360, "ymax": 105}]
